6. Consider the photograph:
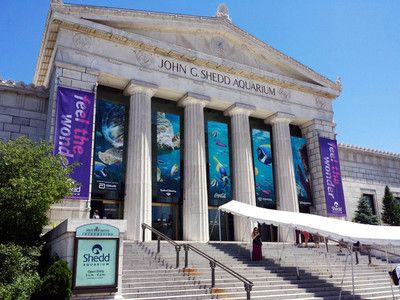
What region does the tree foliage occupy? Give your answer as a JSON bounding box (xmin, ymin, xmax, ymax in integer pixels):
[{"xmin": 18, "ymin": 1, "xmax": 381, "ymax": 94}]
[
  {"xmin": 0, "ymin": 137, "xmax": 74, "ymax": 245},
  {"xmin": 381, "ymin": 185, "xmax": 400, "ymax": 226},
  {"xmin": 0, "ymin": 243, "xmax": 41, "ymax": 300},
  {"xmin": 353, "ymin": 197, "xmax": 379, "ymax": 225}
]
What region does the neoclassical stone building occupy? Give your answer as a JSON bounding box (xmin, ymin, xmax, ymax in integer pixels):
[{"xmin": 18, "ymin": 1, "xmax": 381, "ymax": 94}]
[{"xmin": 1, "ymin": 2, "xmax": 399, "ymax": 241}]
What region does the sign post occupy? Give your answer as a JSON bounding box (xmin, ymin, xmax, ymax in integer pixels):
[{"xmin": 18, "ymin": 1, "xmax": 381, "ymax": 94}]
[{"xmin": 73, "ymin": 224, "xmax": 120, "ymax": 293}]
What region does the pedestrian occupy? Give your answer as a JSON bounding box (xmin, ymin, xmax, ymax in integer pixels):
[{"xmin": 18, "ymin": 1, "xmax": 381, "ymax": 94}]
[
  {"xmin": 314, "ymin": 232, "xmax": 321, "ymax": 248},
  {"xmin": 92, "ymin": 209, "xmax": 100, "ymax": 219},
  {"xmin": 251, "ymin": 227, "xmax": 262, "ymax": 261},
  {"xmin": 302, "ymin": 230, "xmax": 310, "ymax": 248}
]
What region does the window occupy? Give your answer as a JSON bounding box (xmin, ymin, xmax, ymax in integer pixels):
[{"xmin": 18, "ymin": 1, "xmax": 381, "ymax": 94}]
[{"xmin": 362, "ymin": 193, "xmax": 376, "ymax": 215}]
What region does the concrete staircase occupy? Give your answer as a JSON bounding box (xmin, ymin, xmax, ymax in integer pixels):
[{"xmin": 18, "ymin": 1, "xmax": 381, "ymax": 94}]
[{"xmin": 122, "ymin": 241, "xmax": 400, "ymax": 299}]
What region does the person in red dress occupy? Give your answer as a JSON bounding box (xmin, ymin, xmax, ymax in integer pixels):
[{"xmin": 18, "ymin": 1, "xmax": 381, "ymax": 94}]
[
  {"xmin": 302, "ymin": 230, "xmax": 310, "ymax": 247},
  {"xmin": 251, "ymin": 227, "xmax": 262, "ymax": 260}
]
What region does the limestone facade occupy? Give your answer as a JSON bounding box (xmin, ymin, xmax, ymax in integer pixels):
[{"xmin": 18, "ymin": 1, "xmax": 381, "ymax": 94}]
[{"xmin": 0, "ymin": 2, "xmax": 399, "ymax": 240}]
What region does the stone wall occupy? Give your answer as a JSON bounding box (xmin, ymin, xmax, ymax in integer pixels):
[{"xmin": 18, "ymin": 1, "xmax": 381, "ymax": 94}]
[
  {"xmin": 339, "ymin": 144, "xmax": 400, "ymax": 222},
  {"xmin": 0, "ymin": 79, "xmax": 48, "ymax": 141}
]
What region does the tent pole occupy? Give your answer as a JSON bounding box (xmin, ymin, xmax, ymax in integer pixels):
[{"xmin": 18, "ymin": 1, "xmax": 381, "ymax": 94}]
[
  {"xmin": 349, "ymin": 245, "xmax": 355, "ymax": 299},
  {"xmin": 293, "ymin": 230, "xmax": 300, "ymax": 279},
  {"xmin": 278, "ymin": 226, "xmax": 290, "ymax": 261},
  {"xmin": 218, "ymin": 210, "xmax": 222, "ymax": 242},
  {"xmin": 385, "ymin": 246, "xmax": 395, "ymax": 300},
  {"xmin": 338, "ymin": 248, "xmax": 349, "ymax": 300},
  {"xmin": 324, "ymin": 239, "xmax": 333, "ymax": 278}
]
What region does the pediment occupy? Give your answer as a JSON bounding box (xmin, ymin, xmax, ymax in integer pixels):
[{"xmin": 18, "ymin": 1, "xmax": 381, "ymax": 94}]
[{"xmin": 38, "ymin": 3, "xmax": 340, "ymax": 94}]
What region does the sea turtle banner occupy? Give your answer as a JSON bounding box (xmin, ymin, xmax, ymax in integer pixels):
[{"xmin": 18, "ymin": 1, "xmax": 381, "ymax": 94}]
[
  {"xmin": 53, "ymin": 87, "xmax": 94, "ymax": 200},
  {"xmin": 207, "ymin": 120, "xmax": 232, "ymax": 206},
  {"xmin": 153, "ymin": 112, "xmax": 181, "ymax": 203},
  {"xmin": 251, "ymin": 129, "xmax": 275, "ymax": 208},
  {"xmin": 92, "ymin": 99, "xmax": 126, "ymax": 200}
]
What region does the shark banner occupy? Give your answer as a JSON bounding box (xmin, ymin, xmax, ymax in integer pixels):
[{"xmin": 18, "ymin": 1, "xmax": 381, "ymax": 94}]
[
  {"xmin": 92, "ymin": 99, "xmax": 127, "ymax": 200},
  {"xmin": 251, "ymin": 128, "xmax": 275, "ymax": 208},
  {"xmin": 53, "ymin": 87, "xmax": 94, "ymax": 200}
]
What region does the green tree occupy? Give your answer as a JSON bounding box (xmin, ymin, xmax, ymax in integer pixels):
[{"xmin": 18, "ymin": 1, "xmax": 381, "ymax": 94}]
[
  {"xmin": 353, "ymin": 197, "xmax": 379, "ymax": 225},
  {"xmin": 0, "ymin": 137, "xmax": 74, "ymax": 245},
  {"xmin": 381, "ymin": 185, "xmax": 400, "ymax": 225}
]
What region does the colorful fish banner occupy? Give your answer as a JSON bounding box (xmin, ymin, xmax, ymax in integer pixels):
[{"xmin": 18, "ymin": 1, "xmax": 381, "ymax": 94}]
[
  {"xmin": 319, "ymin": 137, "xmax": 347, "ymax": 216},
  {"xmin": 154, "ymin": 112, "xmax": 181, "ymax": 203},
  {"xmin": 207, "ymin": 120, "xmax": 232, "ymax": 206},
  {"xmin": 53, "ymin": 87, "xmax": 95, "ymax": 200},
  {"xmin": 291, "ymin": 137, "xmax": 313, "ymax": 207},
  {"xmin": 251, "ymin": 129, "xmax": 275, "ymax": 208},
  {"xmin": 92, "ymin": 100, "xmax": 127, "ymax": 200}
]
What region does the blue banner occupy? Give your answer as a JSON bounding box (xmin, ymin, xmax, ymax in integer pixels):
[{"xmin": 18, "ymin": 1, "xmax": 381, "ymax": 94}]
[
  {"xmin": 207, "ymin": 121, "xmax": 232, "ymax": 206},
  {"xmin": 291, "ymin": 137, "xmax": 313, "ymax": 206},
  {"xmin": 251, "ymin": 129, "xmax": 275, "ymax": 208},
  {"xmin": 92, "ymin": 100, "xmax": 126, "ymax": 199},
  {"xmin": 154, "ymin": 112, "xmax": 181, "ymax": 203}
]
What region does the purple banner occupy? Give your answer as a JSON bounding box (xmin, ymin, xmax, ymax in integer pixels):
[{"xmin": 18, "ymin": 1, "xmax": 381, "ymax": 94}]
[
  {"xmin": 319, "ymin": 137, "xmax": 346, "ymax": 216},
  {"xmin": 54, "ymin": 87, "xmax": 95, "ymax": 200}
]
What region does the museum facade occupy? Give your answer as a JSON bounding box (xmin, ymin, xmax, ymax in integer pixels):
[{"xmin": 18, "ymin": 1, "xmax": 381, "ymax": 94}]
[{"xmin": 1, "ymin": 1, "xmax": 399, "ymax": 242}]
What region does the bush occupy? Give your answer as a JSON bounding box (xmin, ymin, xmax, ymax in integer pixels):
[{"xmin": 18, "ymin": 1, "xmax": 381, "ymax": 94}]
[
  {"xmin": 0, "ymin": 137, "xmax": 74, "ymax": 245},
  {"xmin": 34, "ymin": 259, "xmax": 72, "ymax": 300},
  {"xmin": 0, "ymin": 243, "xmax": 41, "ymax": 300},
  {"xmin": 353, "ymin": 197, "xmax": 379, "ymax": 225}
]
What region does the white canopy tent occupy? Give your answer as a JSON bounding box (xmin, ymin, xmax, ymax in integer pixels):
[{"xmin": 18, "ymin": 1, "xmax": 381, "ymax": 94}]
[{"xmin": 219, "ymin": 200, "xmax": 400, "ymax": 246}]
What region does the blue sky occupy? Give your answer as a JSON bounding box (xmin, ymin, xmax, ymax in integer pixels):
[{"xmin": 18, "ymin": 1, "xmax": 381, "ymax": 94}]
[{"xmin": 1, "ymin": 1, "xmax": 399, "ymax": 153}]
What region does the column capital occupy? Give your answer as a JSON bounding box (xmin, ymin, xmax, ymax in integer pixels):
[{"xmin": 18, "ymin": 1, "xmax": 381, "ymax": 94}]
[
  {"xmin": 265, "ymin": 112, "xmax": 295, "ymax": 125},
  {"xmin": 123, "ymin": 79, "xmax": 158, "ymax": 97},
  {"xmin": 178, "ymin": 92, "xmax": 210, "ymax": 108},
  {"xmin": 224, "ymin": 103, "xmax": 255, "ymax": 117}
]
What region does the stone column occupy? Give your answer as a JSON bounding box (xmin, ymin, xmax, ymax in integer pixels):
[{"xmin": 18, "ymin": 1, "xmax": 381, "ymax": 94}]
[
  {"xmin": 266, "ymin": 112, "xmax": 298, "ymax": 241},
  {"xmin": 123, "ymin": 79, "xmax": 158, "ymax": 241},
  {"xmin": 224, "ymin": 103, "xmax": 256, "ymax": 242},
  {"xmin": 301, "ymin": 119, "xmax": 336, "ymax": 216},
  {"xmin": 178, "ymin": 92, "xmax": 210, "ymax": 242}
]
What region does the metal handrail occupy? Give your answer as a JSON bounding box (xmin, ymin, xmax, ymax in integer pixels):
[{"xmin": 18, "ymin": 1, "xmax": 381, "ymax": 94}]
[
  {"xmin": 183, "ymin": 243, "xmax": 254, "ymax": 300},
  {"xmin": 141, "ymin": 223, "xmax": 181, "ymax": 268}
]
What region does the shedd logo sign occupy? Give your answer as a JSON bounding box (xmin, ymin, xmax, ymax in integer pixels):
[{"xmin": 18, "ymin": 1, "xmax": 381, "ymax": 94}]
[{"xmin": 82, "ymin": 243, "xmax": 110, "ymax": 265}]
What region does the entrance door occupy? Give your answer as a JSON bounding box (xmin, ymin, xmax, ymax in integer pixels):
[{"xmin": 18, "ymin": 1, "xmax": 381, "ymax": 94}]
[
  {"xmin": 208, "ymin": 208, "xmax": 234, "ymax": 241},
  {"xmin": 152, "ymin": 203, "xmax": 181, "ymax": 240}
]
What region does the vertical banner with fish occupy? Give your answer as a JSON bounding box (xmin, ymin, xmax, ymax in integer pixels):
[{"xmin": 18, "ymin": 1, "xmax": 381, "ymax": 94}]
[
  {"xmin": 207, "ymin": 121, "xmax": 232, "ymax": 206},
  {"xmin": 291, "ymin": 137, "xmax": 312, "ymax": 206},
  {"xmin": 319, "ymin": 137, "xmax": 346, "ymax": 216},
  {"xmin": 53, "ymin": 87, "xmax": 94, "ymax": 200},
  {"xmin": 154, "ymin": 112, "xmax": 181, "ymax": 203},
  {"xmin": 92, "ymin": 100, "xmax": 126, "ymax": 199},
  {"xmin": 251, "ymin": 129, "xmax": 275, "ymax": 208}
]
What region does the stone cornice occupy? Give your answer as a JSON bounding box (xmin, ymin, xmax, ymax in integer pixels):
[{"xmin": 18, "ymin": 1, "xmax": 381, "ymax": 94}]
[
  {"xmin": 0, "ymin": 78, "xmax": 48, "ymax": 98},
  {"xmin": 338, "ymin": 143, "xmax": 400, "ymax": 160},
  {"xmin": 53, "ymin": 3, "xmax": 339, "ymax": 92},
  {"xmin": 34, "ymin": 4, "xmax": 341, "ymax": 100}
]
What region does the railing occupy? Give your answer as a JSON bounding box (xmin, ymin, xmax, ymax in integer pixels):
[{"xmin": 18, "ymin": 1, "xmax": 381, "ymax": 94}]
[
  {"xmin": 141, "ymin": 223, "xmax": 254, "ymax": 299},
  {"xmin": 141, "ymin": 223, "xmax": 181, "ymax": 268},
  {"xmin": 183, "ymin": 243, "xmax": 254, "ymax": 300}
]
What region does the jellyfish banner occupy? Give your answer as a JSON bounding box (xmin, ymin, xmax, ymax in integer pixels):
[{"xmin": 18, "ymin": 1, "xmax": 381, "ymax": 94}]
[
  {"xmin": 53, "ymin": 87, "xmax": 94, "ymax": 200},
  {"xmin": 154, "ymin": 112, "xmax": 181, "ymax": 203},
  {"xmin": 291, "ymin": 137, "xmax": 312, "ymax": 206},
  {"xmin": 92, "ymin": 100, "xmax": 126, "ymax": 199},
  {"xmin": 251, "ymin": 129, "xmax": 275, "ymax": 208},
  {"xmin": 207, "ymin": 121, "xmax": 232, "ymax": 206},
  {"xmin": 319, "ymin": 137, "xmax": 346, "ymax": 216}
]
